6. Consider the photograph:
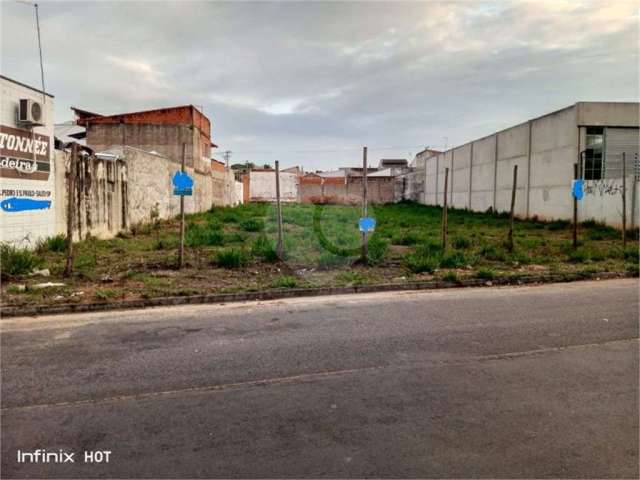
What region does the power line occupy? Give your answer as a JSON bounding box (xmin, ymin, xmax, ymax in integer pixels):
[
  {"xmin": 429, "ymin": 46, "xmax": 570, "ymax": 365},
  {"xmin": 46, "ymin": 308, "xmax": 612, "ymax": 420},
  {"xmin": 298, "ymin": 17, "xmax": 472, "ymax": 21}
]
[{"xmin": 214, "ymin": 144, "xmax": 445, "ymax": 155}]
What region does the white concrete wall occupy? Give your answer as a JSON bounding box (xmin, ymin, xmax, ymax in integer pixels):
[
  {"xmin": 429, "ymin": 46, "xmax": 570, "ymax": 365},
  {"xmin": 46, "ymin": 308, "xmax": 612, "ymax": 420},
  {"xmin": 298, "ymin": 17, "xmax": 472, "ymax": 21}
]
[
  {"xmin": 421, "ymin": 102, "xmax": 639, "ymax": 227},
  {"xmin": 249, "ymin": 170, "xmax": 298, "ymax": 202},
  {"xmin": 0, "ymin": 77, "xmax": 57, "ymax": 247}
]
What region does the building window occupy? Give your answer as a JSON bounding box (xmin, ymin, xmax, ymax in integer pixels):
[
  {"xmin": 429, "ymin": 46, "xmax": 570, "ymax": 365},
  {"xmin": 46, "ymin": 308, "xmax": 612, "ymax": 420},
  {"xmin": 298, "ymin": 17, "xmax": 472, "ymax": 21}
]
[{"xmin": 584, "ymin": 126, "xmax": 604, "ymax": 180}]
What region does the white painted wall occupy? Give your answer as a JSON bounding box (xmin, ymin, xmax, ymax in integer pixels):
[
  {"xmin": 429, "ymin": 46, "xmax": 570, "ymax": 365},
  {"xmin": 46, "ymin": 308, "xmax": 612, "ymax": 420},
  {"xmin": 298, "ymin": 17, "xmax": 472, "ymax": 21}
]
[
  {"xmin": 249, "ymin": 170, "xmax": 298, "ymax": 202},
  {"xmin": 0, "ymin": 77, "xmax": 56, "ymax": 247}
]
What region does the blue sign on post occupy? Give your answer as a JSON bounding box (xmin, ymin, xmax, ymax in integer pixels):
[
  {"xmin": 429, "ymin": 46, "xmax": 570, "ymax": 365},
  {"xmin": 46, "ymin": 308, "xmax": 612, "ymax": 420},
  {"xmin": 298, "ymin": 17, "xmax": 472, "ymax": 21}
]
[
  {"xmin": 359, "ymin": 217, "xmax": 376, "ymax": 233},
  {"xmin": 572, "ymin": 179, "xmax": 584, "ymax": 200},
  {"xmin": 172, "ymin": 171, "xmax": 194, "ymax": 196}
]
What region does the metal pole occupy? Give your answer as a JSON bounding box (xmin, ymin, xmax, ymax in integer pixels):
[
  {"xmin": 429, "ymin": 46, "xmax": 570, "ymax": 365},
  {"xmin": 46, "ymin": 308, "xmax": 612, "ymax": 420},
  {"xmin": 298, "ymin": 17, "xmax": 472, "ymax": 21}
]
[
  {"xmin": 34, "ymin": 3, "xmax": 46, "ymax": 106},
  {"xmin": 573, "ymin": 163, "xmax": 578, "ymax": 250},
  {"xmin": 64, "ymin": 143, "xmax": 76, "ymax": 277},
  {"xmin": 622, "ymin": 152, "xmax": 627, "ymax": 248},
  {"xmin": 179, "ymin": 143, "xmax": 186, "ymax": 268},
  {"xmin": 442, "ymin": 167, "xmax": 449, "ymax": 253},
  {"xmin": 507, "ymin": 165, "xmax": 518, "ymax": 252},
  {"xmin": 362, "ymin": 146, "xmax": 368, "ymax": 264},
  {"xmin": 275, "ymin": 160, "xmax": 284, "ymax": 258}
]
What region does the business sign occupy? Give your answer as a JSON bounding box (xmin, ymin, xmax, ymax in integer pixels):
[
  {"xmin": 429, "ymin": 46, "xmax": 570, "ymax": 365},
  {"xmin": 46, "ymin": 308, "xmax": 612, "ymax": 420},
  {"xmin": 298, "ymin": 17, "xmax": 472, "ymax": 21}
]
[
  {"xmin": 0, "ymin": 125, "xmax": 50, "ymax": 181},
  {"xmin": 359, "ymin": 217, "xmax": 376, "ymax": 233},
  {"xmin": 172, "ymin": 171, "xmax": 193, "ymax": 196}
]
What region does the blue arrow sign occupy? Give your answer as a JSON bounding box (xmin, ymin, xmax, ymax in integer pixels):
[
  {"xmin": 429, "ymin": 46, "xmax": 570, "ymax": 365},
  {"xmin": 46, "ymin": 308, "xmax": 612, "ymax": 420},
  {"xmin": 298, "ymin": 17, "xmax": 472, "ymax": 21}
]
[
  {"xmin": 359, "ymin": 217, "xmax": 376, "ymax": 233},
  {"xmin": 172, "ymin": 171, "xmax": 194, "ymax": 196},
  {"xmin": 572, "ymin": 179, "xmax": 584, "ymax": 200}
]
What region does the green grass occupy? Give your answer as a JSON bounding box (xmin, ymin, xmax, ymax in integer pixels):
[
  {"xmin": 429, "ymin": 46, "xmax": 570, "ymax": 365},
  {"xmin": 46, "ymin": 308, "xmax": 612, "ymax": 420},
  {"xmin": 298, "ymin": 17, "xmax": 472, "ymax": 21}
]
[
  {"xmin": 1, "ymin": 244, "xmax": 42, "ymax": 277},
  {"xmin": 476, "ymin": 268, "xmax": 497, "ymax": 280},
  {"xmin": 251, "ymin": 235, "xmax": 279, "ymax": 262},
  {"xmin": 214, "ymin": 248, "xmax": 250, "ymax": 269},
  {"xmin": 36, "ymin": 234, "xmax": 67, "ymax": 253},
  {"xmin": 274, "ymin": 275, "xmax": 298, "ymax": 288}
]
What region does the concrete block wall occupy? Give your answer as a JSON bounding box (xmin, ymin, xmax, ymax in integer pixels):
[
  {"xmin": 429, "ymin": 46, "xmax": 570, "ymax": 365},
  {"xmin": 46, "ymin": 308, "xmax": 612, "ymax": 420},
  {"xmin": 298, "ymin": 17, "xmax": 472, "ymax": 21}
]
[
  {"xmin": 420, "ymin": 102, "xmax": 640, "ymax": 228},
  {"xmin": 249, "ymin": 170, "xmax": 299, "ymax": 202}
]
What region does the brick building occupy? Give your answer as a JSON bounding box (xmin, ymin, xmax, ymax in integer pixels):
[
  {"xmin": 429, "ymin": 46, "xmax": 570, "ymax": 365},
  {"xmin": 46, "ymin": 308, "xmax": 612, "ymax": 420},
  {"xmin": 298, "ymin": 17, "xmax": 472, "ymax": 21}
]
[{"xmin": 74, "ymin": 105, "xmax": 214, "ymax": 173}]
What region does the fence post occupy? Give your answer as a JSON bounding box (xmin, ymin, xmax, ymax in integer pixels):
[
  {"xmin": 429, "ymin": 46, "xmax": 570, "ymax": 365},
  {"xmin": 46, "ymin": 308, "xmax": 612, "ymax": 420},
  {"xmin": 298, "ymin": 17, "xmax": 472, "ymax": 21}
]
[
  {"xmin": 622, "ymin": 152, "xmax": 627, "ymax": 248},
  {"xmin": 507, "ymin": 164, "xmax": 518, "ymax": 252},
  {"xmin": 275, "ymin": 160, "xmax": 284, "ymax": 259},
  {"xmin": 631, "ymin": 153, "xmax": 637, "ymax": 234},
  {"xmin": 362, "ymin": 146, "xmax": 369, "ymax": 264},
  {"xmin": 178, "ymin": 143, "xmax": 186, "ymax": 268},
  {"xmin": 64, "ymin": 143, "xmax": 77, "ymax": 277},
  {"xmin": 572, "ymin": 162, "xmax": 579, "ymax": 250},
  {"xmin": 442, "ymin": 167, "xmax": 449, "ymax": 253}
]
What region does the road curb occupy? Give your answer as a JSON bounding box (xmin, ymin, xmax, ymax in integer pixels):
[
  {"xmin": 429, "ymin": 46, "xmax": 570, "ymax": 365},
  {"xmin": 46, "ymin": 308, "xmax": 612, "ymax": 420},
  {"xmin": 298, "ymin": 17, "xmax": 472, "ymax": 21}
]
[{"xmin": 1, "ymin": 270, "xmax": 636, "ymax": 318}]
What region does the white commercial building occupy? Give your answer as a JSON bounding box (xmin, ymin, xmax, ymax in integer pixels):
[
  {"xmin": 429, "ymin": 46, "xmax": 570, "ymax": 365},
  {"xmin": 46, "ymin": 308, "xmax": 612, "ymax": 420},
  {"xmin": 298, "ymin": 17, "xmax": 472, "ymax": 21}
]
[
  {"xmin": 0, "ymin": 75, "xmax": 57, "ymax": 247},
  {"xmin": 419, "ymin": 102, "xmax": 639, "ymax": 228}
]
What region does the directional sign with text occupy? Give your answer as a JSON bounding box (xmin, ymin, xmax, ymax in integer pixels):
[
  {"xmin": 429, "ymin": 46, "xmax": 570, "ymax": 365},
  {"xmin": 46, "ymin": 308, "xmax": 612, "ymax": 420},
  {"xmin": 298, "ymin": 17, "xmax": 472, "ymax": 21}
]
[
  {"xmin": 359, "ymin": 217, "xmax": 376, "ymax": 233},
  {"xmin": 172, "ymin": 171, "xmax": 194, "ymax": 196}
]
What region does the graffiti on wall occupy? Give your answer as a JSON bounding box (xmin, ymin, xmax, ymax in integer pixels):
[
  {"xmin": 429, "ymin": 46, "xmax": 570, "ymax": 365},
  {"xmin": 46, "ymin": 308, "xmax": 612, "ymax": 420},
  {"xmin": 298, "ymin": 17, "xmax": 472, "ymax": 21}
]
[
  {"xmin": 584, "ymin": 179, "xmax": 624, "ymax": 197},
  {"xmin": 0, "ymin": 188, "xmax": 52, "ymax": 212}
]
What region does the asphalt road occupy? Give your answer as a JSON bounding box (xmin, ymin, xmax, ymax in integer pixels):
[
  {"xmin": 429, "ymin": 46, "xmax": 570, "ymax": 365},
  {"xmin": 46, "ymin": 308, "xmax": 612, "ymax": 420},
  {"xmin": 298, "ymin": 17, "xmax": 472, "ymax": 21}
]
[{"xmin": 1, "ymin": 279, "xmax": 638, "ymax": 479}]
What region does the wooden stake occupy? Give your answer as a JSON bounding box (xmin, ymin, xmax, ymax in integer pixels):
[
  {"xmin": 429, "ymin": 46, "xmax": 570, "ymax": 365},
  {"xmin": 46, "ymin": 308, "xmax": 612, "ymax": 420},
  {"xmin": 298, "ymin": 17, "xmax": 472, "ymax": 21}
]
[
  {"xmin": 572, "ymin": 162, "xmax": 578, "ymax": 250},
  {"xmin": 362, "ymin": 146, "xmax": 368, "ymax": 264},
  {"xmin": 179, "ymin": 143, "xmax": 186, "ymax": 268},
  {"xmin": 622, "ymin": 152, "xmax": 627, "ymax": 248},
  {"xmin": 64, "ymin": 143, "xmax": 77, "ymax": 277},
  {"xmin": 275, "ymin": 160, "xmax": 284, "ymax": 258},
  {"xmin": 442, "ymin": 167, "xmax": 449, "ymax": 253},
  {"xmin": 507, "ymin": 165, "xmax": 518, "ymax": 252}
]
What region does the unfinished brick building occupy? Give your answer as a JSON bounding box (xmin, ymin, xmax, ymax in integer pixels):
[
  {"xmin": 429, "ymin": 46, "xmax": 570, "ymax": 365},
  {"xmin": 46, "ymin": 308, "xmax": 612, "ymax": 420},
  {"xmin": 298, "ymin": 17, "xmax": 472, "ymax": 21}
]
[{"xmin": 73, "ymin": 105, "xmax": 214, "ymax": 173}]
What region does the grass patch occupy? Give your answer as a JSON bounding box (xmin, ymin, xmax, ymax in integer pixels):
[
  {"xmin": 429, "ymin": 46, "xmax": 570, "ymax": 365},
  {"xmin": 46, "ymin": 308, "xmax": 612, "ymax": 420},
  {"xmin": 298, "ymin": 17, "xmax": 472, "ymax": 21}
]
[
  {"xmin": 442, "ymin": 270, "xmax": 459, "ymax": 282},
  {"xmin": 476, "ymin": 268, "xmax": 497, "ymax": 280},
  {"xmin": 240, "ymin": 218, "xmax": 265, "ymax": 232},
  {"xmin": 1, "ymin": 244, "xmax": 43, "ymax": 278},
  {"xmin": 452, "ymin": 236, "xmax": 471, "ymax": 250},
  {"xmin": 36, "ymin": 234, "xmax": 67, "ymax": 253},
  {"xmin": 214, "ymin": 248, "xmax": 250, "ymax": 269},
  {"xmin": 251, "ymin": 235, "xmax": 279, "ymax": 262},
  {"xmin": 368, "ymin": 236, "xmax": 389, "ymax": 265},
  {"xmin": 186, "ymin": 223, "xmax": 225, "ymax": 247},
  {"xmin": 275, "ymin": 275, "xmax": 298, "ymax": 288}
]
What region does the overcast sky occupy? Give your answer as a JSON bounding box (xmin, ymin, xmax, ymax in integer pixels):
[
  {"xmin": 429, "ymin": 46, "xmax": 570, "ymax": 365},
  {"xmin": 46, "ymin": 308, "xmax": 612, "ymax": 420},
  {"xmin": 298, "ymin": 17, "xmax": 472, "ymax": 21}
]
[{"xmin": 1, "ymin": 1, "xmax": 638, "ymax": 170}]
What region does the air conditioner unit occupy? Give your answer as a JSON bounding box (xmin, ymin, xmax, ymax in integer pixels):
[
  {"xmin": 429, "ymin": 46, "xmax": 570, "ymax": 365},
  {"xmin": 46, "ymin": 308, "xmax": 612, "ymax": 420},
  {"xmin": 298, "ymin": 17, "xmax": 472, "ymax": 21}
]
[{"xmin": 18, "ymin": 99, "xmax": 44, "ymax": 126}]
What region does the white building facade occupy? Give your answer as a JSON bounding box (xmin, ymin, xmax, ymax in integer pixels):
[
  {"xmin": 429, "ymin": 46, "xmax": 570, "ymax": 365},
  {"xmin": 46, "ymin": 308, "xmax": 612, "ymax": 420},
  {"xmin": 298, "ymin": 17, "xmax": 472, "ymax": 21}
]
[{"xmin": 1, "ymin": 75, "xmax": 57, "ymax": 247}]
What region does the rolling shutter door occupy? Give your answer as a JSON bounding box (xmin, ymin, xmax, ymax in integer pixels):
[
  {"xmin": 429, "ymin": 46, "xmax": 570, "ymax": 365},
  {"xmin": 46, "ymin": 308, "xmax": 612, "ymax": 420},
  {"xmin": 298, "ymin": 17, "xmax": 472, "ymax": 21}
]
[{"xmin": 604, "ymin": 127, "xmax": 639, "ymax": 179}]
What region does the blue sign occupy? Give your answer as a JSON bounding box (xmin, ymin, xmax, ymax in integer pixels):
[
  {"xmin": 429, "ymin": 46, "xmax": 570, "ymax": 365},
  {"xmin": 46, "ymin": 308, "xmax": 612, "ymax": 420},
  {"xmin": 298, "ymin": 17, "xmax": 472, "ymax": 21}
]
[
  {"xmin": 1, "ymin": 197, "xmax": 51, "ymax": 213},
  {"xmin": 172, "ymin": 171, "xmax": 194, "ymax": 196},
  {"xmin": 572, "ymin": 179, "xmax": 584, "ymax": 200},
  {"xmin": 359, "ymin": 217, "xmax": 376, "ymax": 233}
]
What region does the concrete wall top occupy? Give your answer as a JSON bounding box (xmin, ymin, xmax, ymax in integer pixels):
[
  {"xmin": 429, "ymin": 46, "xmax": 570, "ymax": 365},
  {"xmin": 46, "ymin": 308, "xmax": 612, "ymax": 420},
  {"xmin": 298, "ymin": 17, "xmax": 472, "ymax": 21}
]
[{"xmin": 576, "ymin": 102, "xmax": 640, "ymax": 127}]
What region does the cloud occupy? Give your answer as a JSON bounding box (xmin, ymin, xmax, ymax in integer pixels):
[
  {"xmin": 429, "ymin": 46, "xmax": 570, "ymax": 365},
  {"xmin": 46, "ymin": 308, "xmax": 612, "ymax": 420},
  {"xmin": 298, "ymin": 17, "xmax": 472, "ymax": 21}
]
[{"xmin": 1, "ymin": 0, "xmax": 637, "ymax": 171}]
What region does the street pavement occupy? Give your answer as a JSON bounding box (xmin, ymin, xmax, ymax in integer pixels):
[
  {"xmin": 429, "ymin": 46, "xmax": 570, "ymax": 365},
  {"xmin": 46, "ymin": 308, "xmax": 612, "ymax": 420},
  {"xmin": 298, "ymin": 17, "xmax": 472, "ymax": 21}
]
[{"xmin": 1, "ymin": 279, "xmax": 638, "ymax": 478}]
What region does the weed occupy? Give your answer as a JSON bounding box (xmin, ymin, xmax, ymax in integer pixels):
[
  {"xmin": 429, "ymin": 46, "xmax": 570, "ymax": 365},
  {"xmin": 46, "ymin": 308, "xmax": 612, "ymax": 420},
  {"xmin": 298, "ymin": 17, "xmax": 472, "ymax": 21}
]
[
  {"xmin": 225, "ymin": 232, "xmax": 248, "ymax": 244},
  {"xmin": 452, "ymin": 236, "xmax": 471, "ymax": 249},
  {"xmin": 476, "ymin": 268, "xmax": 496, "ymax": 280},
  {"xmin": 479, "ymin": 244, "xmax": 507, "ymax": 262},
  {"xmin": 36, "ymin": 234, "xmax": 67, "ymax": 253},
  {"xmin": 251, "ymin": 235, "xmax": 279, "ymax": 262},
  {"xmin": 547, "ymin": 219, "xmax": 570, "ymax": 231},
  {"xmin": 624, "ymin": 246, "xmax": 639, "ymax": 264},
  {"xmin": 214, "ymin": 248, "xmax": 250, "ymax": 268},
  {"xmin": 152, "ymin": 235, "xmax": 178, "ymax": 250},
  {"xmin": 240, "ymin": 218, "xmax": 264, "ymax": 232},
  {"xmin": 317, "ymin": 251, "xmax": 350, "ymax": 269},
  {"xmin": 567, "ymin": 248, "xmax": 590, "ymax": 263},
  {"xmin": 404, "ymin": 251, "xmax": 439, "ymax": 274},
  {"xmin": 0, "ymin": 244, "xmax": 42, "ymax": 278},
  {"xmin": 275, "ymin": 275, "xmax": 298, "ymax": 288},
  {"xmin": 391, "ymin": 231, "xmax": 421, "ymax": 246},
  {"xmin": 186, "ymin": 224, "xmax": 225, "ymax": 247},
  {"xmin": 442, "ymin": 270, "xmax": 458, "ymax": 282},
  {"xmin": 95, "ymin": 289, "xmax": 120, "ymax": 300},
  {"xmin": 336, "ymin": 271, "xmax": 367, "ymax": 285},
  {"xmin": 368, "ymin": 236, "xmax": 389, "ymax": 265},
  {"xmin": 439, "ymin": 251, "xmax": 468, "ymax": 268}
]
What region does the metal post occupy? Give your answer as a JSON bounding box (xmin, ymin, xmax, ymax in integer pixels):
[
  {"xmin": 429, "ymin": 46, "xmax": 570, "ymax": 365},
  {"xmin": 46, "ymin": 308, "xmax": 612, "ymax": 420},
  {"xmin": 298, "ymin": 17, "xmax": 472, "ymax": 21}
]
[
  {"xmin": 572, "ymin": 163, "xmax": 578, "ymax": 250},
  {"xmin": 442, "ymin": 167, "xmax": 449, "ymax": 253},
  {"xmin": 362, "ymin": 146, "xmax": 368, "ymax": 264},
  {"xmin": 179, "ymin": 143, "xmax": 186, "ymax": 268},
  {"xmin": 622, "ymin": 152, "xmax": 627, "ymax": 248},
  {"xmin": 64, "ymin": 143, "xmax": 77, "ymax": 277},
  {"xmin": 275, "ymin": 160, "xmax": 284, "ymax": 258},
  {"xmin": 507, "ymin": 165, "xmax": 518, "ymax": 252}
]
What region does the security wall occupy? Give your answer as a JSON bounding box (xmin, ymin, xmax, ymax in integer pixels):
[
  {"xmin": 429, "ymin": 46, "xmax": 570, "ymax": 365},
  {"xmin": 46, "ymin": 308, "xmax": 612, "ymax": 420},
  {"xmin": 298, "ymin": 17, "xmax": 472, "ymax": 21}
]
[{"xmin": 421, "ymin": 102, "xmax": 639, "ymax": 228}]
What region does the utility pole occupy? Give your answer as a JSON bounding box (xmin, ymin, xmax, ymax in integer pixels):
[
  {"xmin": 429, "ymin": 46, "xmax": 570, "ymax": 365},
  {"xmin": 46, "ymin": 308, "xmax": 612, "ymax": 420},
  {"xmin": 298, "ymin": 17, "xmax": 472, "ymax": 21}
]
[
  {"xmin": 507, "ymin": 165, "xmax": 518, "ymax": 252},
  {"xmin": 223, "ymin": 150, "xmax": 232, "ymax": 168},
  {"xmin": 275, "ymin": 160, "xmax": 284, "ymax": 259},
  {"xmin": 442, "ymin": 167, "xmax": 449, "ymax": 253},
  {"xmin": 622, "ymin": 152, "xmax": 627, "ymax": 248},
  {"xmin": 361, "ymin": 146, "xmax": 368, "ymax": 264},
  {"xmin": 179, "ymin": 143, "xmax": 186, "ymax": 268},
  {"xmin": 572, "ymin": 162, "xmax": 579, "ymax": 250},
  {"xmin": 64, "ymin": 143, "xmax": 77, "ymax": 277}
]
